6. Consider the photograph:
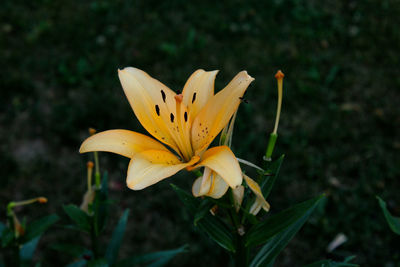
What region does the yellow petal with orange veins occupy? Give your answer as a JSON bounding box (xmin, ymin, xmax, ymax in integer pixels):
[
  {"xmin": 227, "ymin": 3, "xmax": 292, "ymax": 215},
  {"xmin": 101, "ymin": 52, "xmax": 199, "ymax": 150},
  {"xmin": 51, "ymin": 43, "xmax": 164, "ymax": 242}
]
[
  {"xmin": 126, "ymin": 150, "xmax": 199, "ymax": 190},
  {"xmin": 192, "ymin": 146, "xmax": 242, "ymax": 188},
  {"xmin": 79, "ymin": 129, "xmax": 169, "ymax": 158},
  {"xmin": 118, "ymin": 68, "xmax": 181, "ymax": 155},
  {"xmin": 244, "ymin": 174, "xmax": 270, "ymax": 212},
  {"xmin": 191, "ymin": 71, "xmax": 254, "ymax": 154},
  {"xmin": 182, "ymin": 69, "xmax": 218, "ymax": 120},
  {"xmin": 206, "ymin": 174, "xmax": 229, "ymax": 199}
]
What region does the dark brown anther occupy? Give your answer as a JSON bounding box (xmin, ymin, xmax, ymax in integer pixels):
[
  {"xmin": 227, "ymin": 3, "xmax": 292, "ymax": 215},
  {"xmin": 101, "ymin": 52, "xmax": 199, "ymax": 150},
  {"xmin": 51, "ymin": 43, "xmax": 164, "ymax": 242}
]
[
  {"xmin": 184, "ymin": 112, "xmax": 188, "ymax": 122},
  {"xmin": 155, "ymin": 105, "xmax": 160, "ymax": 116},
  {"xmin": 192, "ymin": 92, "xmax": 197, "ymax": 103},
  {"xmin": 170, "ymin": 113, "xmax": 175, "ymax": 123}
]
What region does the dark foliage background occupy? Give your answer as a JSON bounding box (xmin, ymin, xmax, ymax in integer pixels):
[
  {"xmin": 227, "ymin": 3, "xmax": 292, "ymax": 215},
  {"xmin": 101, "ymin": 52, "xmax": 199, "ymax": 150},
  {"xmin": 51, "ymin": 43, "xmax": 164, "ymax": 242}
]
[{"xmin": 1, "ymin": 0, "xmax": 399, "ymax": 266}]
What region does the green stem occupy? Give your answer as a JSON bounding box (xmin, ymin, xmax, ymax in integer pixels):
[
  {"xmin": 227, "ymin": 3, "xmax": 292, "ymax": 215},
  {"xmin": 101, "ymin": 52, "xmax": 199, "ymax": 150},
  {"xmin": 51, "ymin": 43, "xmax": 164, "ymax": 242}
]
[
  {"xmin": 235, "ymin": 234, "xmax": 248, "ymax": 267},
  {"xmin": 90, "ymin": 217, "xmax": 99, "ymax": 259},
  {"xmin": 94, "ymin": 151, "xmax": 101, "ymax": 187}
]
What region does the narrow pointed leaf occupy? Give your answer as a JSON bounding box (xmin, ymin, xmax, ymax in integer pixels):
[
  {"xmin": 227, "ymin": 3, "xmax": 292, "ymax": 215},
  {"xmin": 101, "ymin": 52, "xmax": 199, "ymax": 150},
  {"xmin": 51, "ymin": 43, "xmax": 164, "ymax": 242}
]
[
  {"xmin": 377, "ymin": 196, "xmax": 400, "ymax": 235},
  {"xmin": 63, "ymin": 204, "xmax": 91, "ymax": 233},
  {"xmin": 105, "ymin": 209, "xmax": 130, "ymax": 265},
  {"xmin": 94, "ymin": 172, "xmax": 110, "ymax": 234},
  {"xmin": 249, "ymin": 215, "xmax": 312, "ymax": 266},
  {"xmin": 20, "ymin": 236, "xmax": 41, "ymax": 261},
  {"xmin": 21, "ymin": 214, "xmax": 59, "ymax": 243},
  {"xmin": 0, "ymin": 222, "xmax": 5, "ymax": 238},
  {"xmin": 171, "ymin": 183, "xmax": 200, "ymax": 213},
  {"xmin": 261, "ymin": 155, "xmax": 284, "ymax": 198},
  {"xmin": 115, "ymin": 245, "xmax": 187, "ymax": 267},
  {"xmin": 246, "ymin": 195, "xmax": 324, "ymax": 247},
  {"xmin": 194, "ymin": 199, "xmax": 214, "ymax": 226}
]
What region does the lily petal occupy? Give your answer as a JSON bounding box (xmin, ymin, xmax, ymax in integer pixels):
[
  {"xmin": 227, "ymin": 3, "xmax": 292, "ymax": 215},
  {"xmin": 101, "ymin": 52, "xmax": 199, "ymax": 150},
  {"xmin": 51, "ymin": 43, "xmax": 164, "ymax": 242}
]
[
  {"xmin": 206, "ymin": 174, "xmax": 229, "ymax": 199},
  {"xmin": 182, "ymin": 69, "xmax": 218, "ymax": 120},
  {"xmin": 249, "ymin": 199, "xmax": 263, "ymax": 215},
  {"xmin": 79, "ymin": 129, "xmax": 169, "ymax": 158},
  {"xmin": 192, "ymin": 171, "xmax": 229, "ymax": 199},
  {"xmin": 118, "ymin": 68, "xmax": 182, "ymax": 156},
  {"xmin": 243, "ymin": 174, "xmax": 270, "ymax": 212},
  {"xmin": 127, "ymin": 150, "xmax": 199, "ymax": 190},
  {"xmin": 191, "ymin": 71, "xmax": 254, "ymax": 154},
  {"xmin": 191, "ymin": 146, "xmax": 242, "ymax": 188},
  {"xmin": 232, "ymin": 185, "xmax": 245, "ymax": 212}
]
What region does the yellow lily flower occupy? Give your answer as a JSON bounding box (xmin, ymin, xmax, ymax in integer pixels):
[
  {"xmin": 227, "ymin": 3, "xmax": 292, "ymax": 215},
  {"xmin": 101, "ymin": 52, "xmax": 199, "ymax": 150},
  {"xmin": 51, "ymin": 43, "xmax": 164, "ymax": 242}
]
[{"xmin": 80, "ymin": 67, "xmax": 254, "ymax": 194}]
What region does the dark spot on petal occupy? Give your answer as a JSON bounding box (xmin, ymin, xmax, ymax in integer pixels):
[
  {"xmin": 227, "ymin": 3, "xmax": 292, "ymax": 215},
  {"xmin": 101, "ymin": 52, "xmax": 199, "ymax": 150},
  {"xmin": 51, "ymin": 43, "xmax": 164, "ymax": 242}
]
[
  {"xmin": 161, "ymin": 90, "xmax": 166, "ymax": 102},
  {"xmin": 192, "ymin": 92, "xmax": 197, "ymax": 103},
  {"xmin": 184, "ymin": 112, "xmax": 188, "ymax": 122},
  {"xmin": 155, "ymin": 105, "xmax": 160, "ymax": 116},
  {"xmin": 170, "ymin": 113, "xmax": 175, "ymax": 123}
]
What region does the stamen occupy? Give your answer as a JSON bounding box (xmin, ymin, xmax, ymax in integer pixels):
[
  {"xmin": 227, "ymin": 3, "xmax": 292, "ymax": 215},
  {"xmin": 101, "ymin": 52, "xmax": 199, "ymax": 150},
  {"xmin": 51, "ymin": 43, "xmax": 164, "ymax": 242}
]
[
  {"xmin": 161, "ymin": 90, "xmax": 166, "ymax": 103},
  {"xmin": 155, "ymin": 105, "xmax": 160, "ymax": 116},
  {"xmin": 170, "ymin": 113, "xmax": 175, "ymax": 122},
  {"xmin": 192, "ymin": 92, "xmax": 197, "ymax": 103},
  {"xmin": 184, "ymin": 111, "xmax": 188, "ymax": 122}
]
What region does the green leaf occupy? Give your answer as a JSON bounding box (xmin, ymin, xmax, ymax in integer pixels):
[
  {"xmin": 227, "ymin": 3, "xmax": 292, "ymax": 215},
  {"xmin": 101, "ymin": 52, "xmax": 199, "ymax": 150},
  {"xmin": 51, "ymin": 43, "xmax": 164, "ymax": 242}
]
[
  {"xmin": 171, "ymin": 184, "xmax": 235, "ymax": 252},
  {"xmin": 249, "ymin": 216, "xmax": 313, "ymax": 266},
  {"xmin": 197, "ymin": 214, "xmax": 236, "ymax": 252},
  {"xmin": 105, "ymin": 209, "xmax": 130, "ymax": 265},
  {"xmin": 21, "ymin": 214, "xmax": 59, "ymax": 243},
  {"xmin": 245, "ymin": 195, "xmax": 324, "ymax": 247},
  {"xmin": 1, "ymin": 227, "xmax": 14, "ymax": 247},
  {"xmin": 63, "ymin": 204, "xmax": 91, "ymax": 233},
  {"xmin": 303, "ymin": 255, "xmax": 359, "ymax": 267},
  {"xmin": 115, "ymin": 245, "xmax": 187, "ymax": 267},
  {"xmin": 194, "ymin": 199, "xmax": 214, "ymax": 226},
  {"xmin": 377, "ymin": 196, "xmax": 400, "ymax": 235},
  {"xmin": 0, "ymin": 222, "xmax": 5, "ymax": 238},
  {"xmin": 93, "ymin": 172, "xmax": 110, "ymax": 234},
  {"xmin": 261, "ymin": 155, "xmax": 284, "ymax": 198},
  {"xmin": 20, "ymin": 235, "xmax": 41, "ymax": 261},
  {"xmin": 170, "ymin": 183, "xmax": 200, "ymax": 214}
]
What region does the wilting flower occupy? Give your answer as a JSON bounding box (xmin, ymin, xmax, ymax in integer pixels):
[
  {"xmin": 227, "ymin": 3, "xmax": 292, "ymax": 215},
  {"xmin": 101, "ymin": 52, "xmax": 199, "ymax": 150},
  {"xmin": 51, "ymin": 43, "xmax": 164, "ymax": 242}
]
[{"xmin": 80, "ymin": 67, "xmax": 254, "ymax": 195}]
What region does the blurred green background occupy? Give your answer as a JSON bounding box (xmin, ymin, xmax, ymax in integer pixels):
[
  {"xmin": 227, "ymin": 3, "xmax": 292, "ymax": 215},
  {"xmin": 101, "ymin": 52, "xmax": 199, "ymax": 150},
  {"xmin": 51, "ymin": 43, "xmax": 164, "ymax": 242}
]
[{"xmin": 1, "ymin": 0, "xmax": 399, "ymax": 266}]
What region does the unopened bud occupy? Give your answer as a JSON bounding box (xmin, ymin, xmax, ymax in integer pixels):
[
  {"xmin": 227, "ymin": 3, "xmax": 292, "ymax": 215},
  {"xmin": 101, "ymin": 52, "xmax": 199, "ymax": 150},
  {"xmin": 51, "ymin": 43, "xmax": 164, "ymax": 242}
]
[
  {"xmin": 89, "ymin": 128, "xmax": 97, "ymax": 136},
  {"xmin": 38, "ymin": 197, "xmax": 48, "ymax": 204},
  {"xmin": 87, "ymin": 161, "xmax": 94, "ymax": 169}
]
